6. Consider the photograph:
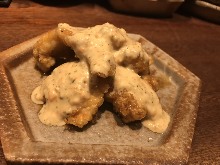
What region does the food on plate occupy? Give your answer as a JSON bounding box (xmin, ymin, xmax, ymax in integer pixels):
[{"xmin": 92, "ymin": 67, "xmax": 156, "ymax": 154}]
[
  {"xmin": 58, "ymin": 23, "xmax": 116, "ymax": 78},
  {"xmin": 106, "ymin": 66, "xmax": 170, "ymax": 133},
  {"xmin": 31, "ymin": 23, "xmax": 170, "ymax": 133},
  {"xmin": 31, "ymin": 61, "xmax": 109, "ymax": 127},
  {"xmin": 33, "ymin": 29, "xmax": 75, "ymax": 72}
]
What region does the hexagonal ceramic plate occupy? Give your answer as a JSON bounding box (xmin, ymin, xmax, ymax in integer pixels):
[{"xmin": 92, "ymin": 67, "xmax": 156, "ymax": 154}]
[{"xmin": 0, "ymin": 31, "xmax": 201, "ymax": 164}]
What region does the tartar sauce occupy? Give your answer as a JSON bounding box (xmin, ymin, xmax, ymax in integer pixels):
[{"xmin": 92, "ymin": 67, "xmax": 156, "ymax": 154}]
[
  {"xmin": 31, "ymin": 23, "xmax": 170, "ymax": 133},
  {"xmin": 113, "ymin": 66, "xmax": 170, "ymax": 133},
  {"xmin": 31, "ymin": 61, "xmax": 91, "ymax": 126},
  {"xmin": 58, "ymin": 23, "xmax": 150, "ymax": 76}
]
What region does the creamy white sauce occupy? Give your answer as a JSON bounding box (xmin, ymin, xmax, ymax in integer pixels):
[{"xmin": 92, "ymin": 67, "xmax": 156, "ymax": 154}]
[
  {"xmin": 32, "ymin": 23, "xmax": 170, "ymax": 133},
  {"xmin": 58, "ymin": 23, "xmax": 150, "ymax": 77},
  {"xmin": 58, "ymin": 23, "xmax": 117, "ymax": 77},
  {"xmin": 31, "ymin": 61, "xmax": 92, "ymax": 126},
  {"xmin": 113, "ymin": 66, "xmax": 170, "ymax": 133},
  {"xmin": 113, "ymin": 33, "xmax": 150, "ymax": 73}
]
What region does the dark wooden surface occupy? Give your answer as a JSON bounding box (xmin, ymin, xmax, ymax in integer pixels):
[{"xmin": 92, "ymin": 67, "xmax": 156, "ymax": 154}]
[{"xmin": 0, "ymin": 0, "xmax": 219, "ymax": 164}]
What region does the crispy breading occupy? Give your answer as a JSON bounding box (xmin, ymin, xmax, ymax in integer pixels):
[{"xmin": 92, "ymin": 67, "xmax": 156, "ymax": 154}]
[
  {"xmin": 33, "ymin": 29, "xmax": 75, "ymax": 72},
  {"xmin": 105, "ymin": 66, "xmax": 165, "ymax": 124},
  {"xmin": 32, "ymin": 23, "xmax": 169, "ymax": 132},
  {"xmin": 107, "ymin": 90, "xmax": 147, "ymax": 123},
  {"xmin": 65, "ymin": 93, "xmax": 103, "ymax": 127},
  {"xmin": 32, "ymin": 62, "xmax": 109, "ymax": 127},
  {"xmin": 114, "ymin": 42, "xmax": 151, "ymax": 75},
  {"xmin": 65, "ymin": 77, "xmax": 109, "ymax": 127}
]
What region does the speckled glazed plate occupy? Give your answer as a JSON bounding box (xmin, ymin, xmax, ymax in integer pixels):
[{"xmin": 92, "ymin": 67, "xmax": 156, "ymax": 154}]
[{"xmin": 0, "ymin": 30, "xmax": 201, "ymax": 164}]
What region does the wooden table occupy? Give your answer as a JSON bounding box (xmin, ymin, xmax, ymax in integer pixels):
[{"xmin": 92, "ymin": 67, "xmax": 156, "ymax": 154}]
[{"xmin": 0, "ymin": 0, "xmax": 219, "ymax": 164}]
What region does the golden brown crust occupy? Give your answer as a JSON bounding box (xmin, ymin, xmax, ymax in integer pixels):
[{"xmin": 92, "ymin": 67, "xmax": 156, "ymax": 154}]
[
  {"xmin": 65, "ymin": 94, "xmax": 104, "ymax": 128},
  {"xmin": 32, "ymin": 24, "xmax": 157, "ymax": 128},
  {"xmin": 33, "ymin": 29, "xmax": 75, "ymax": 72},
  {"xmin": 142, "ymin": 75, "xmax": 159, "ymax": 92},
  {"xmin": 107, "ymin": 90, "xmax": 147, "ymax": 123},
  {"xmin": 122, "ymin": 51, "xmax": 150, "ymax": 75},
  {"xmin": 65, "ymin": 77, "xmax": 110, "ymax": 128}
]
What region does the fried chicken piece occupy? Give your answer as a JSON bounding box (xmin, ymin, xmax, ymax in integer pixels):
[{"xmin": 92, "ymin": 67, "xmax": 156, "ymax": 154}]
[
  {"xmin": 58, "ymin": 23, "xmax": 151, "ymax": 77},
  {"xmin": 31, "ymin": 61, "xmax": 109, "ymax": 127},
  {"xmin": 65, "ymin": 91, "xmax": 103, "ymax": 127},
  {"xmin": 106, "ymin": 66, "xmax": 170, "ymax": 133},
  {"xmin": 65, "ymin": 76, "xmax": 109, "ymax": 127},
  {"xmin": 34, "ymin": 23, "xmax": 151, "ymax": 76},
  {"xmin": 113, "ymin": 38, "xmax": 151, "ymax": 74},
  {"xmin": 107, "ymin": 90, "xmax": 147, "ymax": 123},
  {"xmin": 57, "ymin": 23, "xmax": 117, "ymax": 78},
  {"xmin": 33, "ymin": 29, "xmax": 75, "ymax": 72}
]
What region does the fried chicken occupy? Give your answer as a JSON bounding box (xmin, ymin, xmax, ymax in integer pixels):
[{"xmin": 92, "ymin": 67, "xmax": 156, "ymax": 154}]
[
  {"xmin": 58, "ymin": 23, "xmax": 117, "ymax": 78},
  {"xmin": 106, "ymin": 66, "xmax": 167, "ymax": 125},
  {"xmin": 33, "ymin": 29, "xmax": 75, "ymax": 72},
  {"xmin": 31, "ymin": 61, "xmax": 109, "ymax": 127},
  {"xmin": 65, "ymin": 92, "xmax": 103, "ymax": 127},
  {"xmin": 107, "ymin": 89, "xmax": 147, "ymax": 123},
  {"xmin": 58, "ymin": 23, "xmax": 151, "ymax": 77},
  {"xmin": 32, "ymin": 23, "xmax": 169, "ymax": 132},
  {"xmin": 65, "ymin": 76, "xmax": 109, "ymax": 127},
  {"xmin": 34, "ymin": 23, "xmax": 151, "ymax": 76},
  {"xmin": 113, "ymin": 36, "xmax": 151, "ymax": 75}
]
